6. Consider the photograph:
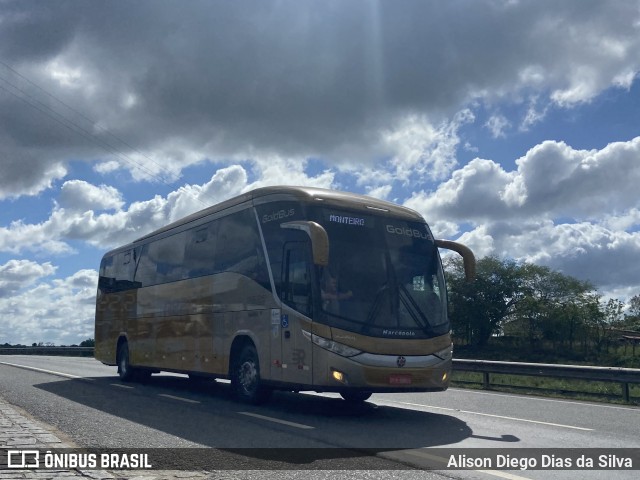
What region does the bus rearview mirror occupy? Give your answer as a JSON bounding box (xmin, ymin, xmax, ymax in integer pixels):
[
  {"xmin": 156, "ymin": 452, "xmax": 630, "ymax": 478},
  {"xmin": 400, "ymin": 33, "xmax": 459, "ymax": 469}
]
[
  {"xmin": 281, "ymin": 221, "xmax": 330, "ymax": 267},
  {"xmin": 435, "ymin": 239, "xmax": 476, "ymax": 282}
]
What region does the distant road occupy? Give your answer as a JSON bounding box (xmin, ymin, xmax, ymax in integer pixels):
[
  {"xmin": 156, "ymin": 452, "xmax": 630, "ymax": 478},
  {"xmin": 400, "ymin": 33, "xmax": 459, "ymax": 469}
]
[{"xmin": 1, "ymin": 355, "xmax": 639, "ymax": 480}]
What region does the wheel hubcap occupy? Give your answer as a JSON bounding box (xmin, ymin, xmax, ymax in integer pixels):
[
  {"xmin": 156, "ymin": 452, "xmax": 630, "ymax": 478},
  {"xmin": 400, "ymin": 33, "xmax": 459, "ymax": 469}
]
[
  {"xmin": 119, "ymin": 354, "xmax": 127, "ymax": 375},
  {"xmin": 239, "ymin": 361, "xmax": 257, "ymax": 392}
]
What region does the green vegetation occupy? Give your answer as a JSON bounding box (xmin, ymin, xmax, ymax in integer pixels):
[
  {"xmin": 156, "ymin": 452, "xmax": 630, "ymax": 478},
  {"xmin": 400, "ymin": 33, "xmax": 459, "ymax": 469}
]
[
  {"xmin": 446, "ymin": 256, "xmax": 640, "ymax": 368},
  {"xmin": 446, "ymin": 256, "xmax": 640, "ymax": 404},
  {"xmin": 451, "ymin": 370, "xmax": 640, "ymax": 405},
  {"xmin": 1, "ymin": 339, "xmax": 95, "ymax": 357}
]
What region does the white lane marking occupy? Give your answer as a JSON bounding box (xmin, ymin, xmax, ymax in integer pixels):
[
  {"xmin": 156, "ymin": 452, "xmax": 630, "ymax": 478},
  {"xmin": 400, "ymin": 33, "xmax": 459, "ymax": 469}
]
[
  {"xmin": 395, "ymin": 449, "xmax": 532, "ymax": 480},
  {"xmin": 158, "ymin": 394, "xmax": 201, "ymax": 404},
  {"xmin": 450, "ymin": 387, "xmax": 640, "ymax": 411},
  {"xmin": 111, "ymin": 383, "xmax": 134, "ymax": 389},
  {"xmin": 0, "ymin": 361, "xmax": 93, "ymax": 381},
  {"xmin": 238, "ymin": 411, "xmax": 315, "ymax": 430},
  {"xmin": 385, "ymin": 400, "xmax": 593, "ymax": 431}
]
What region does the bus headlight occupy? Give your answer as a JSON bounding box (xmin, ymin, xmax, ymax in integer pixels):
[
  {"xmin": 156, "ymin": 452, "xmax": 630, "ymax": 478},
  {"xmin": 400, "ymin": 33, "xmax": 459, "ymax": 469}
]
[
  {"xmin": 331, "ymin": 369, "xmax": 347, "ymax": 383},
  {"xmin": 302, "ymin": 330, "xmax": 362, "ymax": 358}
]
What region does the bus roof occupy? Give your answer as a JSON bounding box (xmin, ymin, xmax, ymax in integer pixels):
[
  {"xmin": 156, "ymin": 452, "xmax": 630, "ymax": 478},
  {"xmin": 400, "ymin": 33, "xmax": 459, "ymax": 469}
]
[{"xmin": 103, "ymin": 186, "xmax": 424, "ymax": 256}]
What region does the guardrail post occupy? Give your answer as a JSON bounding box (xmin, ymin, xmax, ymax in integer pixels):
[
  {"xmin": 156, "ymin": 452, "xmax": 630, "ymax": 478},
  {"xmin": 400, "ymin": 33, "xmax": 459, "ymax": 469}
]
[
  {"xmin": 483, "ymin": 372, "xmax": 490, "ymax": 389},
  {"xmin": 622, "ymin": 382, "xmax": 630, "ymax": 403}
]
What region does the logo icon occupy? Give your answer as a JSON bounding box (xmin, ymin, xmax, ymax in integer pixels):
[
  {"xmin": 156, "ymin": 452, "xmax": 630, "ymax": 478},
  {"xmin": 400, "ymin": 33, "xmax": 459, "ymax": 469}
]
[
  {"xmin": 7, "ymin": 450, "xmax": 40, "ymax": 468},
  {"xmin": 397, "ymin": 356, "xmax": 406, "ymax": 368}
]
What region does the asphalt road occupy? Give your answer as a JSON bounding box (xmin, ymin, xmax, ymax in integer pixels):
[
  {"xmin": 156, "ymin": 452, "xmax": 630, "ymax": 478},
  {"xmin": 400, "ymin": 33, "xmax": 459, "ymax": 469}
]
[{"xmin": 1, "ymin": 355, "xmax": 639, "ymax": 480}]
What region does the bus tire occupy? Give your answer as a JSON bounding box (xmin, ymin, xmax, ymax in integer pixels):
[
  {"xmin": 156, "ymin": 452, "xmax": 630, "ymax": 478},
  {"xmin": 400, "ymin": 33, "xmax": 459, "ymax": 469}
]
[
  {"xmin": 232, "ymin": 344, "xmax": 272, "ymax": 404},
  {"xmin": 117, "ymin": 342, "xmax": 135, "ymax": 382},
  {"xmin": 340, "ymin": 390, "xmax": 372, "ymax": 403}
]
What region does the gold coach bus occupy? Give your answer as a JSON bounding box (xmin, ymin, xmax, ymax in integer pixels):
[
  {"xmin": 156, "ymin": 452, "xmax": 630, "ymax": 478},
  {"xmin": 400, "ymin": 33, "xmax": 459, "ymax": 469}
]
[{"xmin": 95, "ymin": 186, "xmax": 475, "ymax": 403}]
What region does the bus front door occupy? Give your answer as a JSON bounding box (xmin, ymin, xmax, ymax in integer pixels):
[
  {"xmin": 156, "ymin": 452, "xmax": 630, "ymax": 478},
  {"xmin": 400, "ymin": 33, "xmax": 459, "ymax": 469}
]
[{"xmin": 277, "ymin": 242, "xmax": 313, "ymax": 387}]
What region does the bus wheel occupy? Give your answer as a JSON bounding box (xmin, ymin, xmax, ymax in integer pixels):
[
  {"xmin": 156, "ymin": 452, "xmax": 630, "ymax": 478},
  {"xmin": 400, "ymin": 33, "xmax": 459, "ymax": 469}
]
[
  {"xmin": 117, "ymin": 342, "xmax": 134, "ymax": 382},
  {"xmin": 340, "ymin": 391, "xmax": 372, "ymax": 403},
  {"xmin": 232, "ymin": 344, "xmax": 272, "ymax": 404}
]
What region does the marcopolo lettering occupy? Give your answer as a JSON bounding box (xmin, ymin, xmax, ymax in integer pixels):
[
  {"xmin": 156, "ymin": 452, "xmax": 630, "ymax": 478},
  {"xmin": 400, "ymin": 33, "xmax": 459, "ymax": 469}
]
[
  {"xmin": 383, "ymin": 329, "xmax": 416, "ymax": 337},
  {"xmin": 386, "ymin": 224, "xmax": 430, "ymax": 240}
]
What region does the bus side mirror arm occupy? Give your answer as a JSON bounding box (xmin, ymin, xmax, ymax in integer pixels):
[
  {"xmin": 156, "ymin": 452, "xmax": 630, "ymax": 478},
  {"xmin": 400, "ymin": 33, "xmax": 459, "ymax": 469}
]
[
  {"xmin": 281, "ymin": 221, "xmax": 330, "ymax": 267},
  {"xmin": 435, "ymin": 239, "xmax": 476, "ymax": 282}
]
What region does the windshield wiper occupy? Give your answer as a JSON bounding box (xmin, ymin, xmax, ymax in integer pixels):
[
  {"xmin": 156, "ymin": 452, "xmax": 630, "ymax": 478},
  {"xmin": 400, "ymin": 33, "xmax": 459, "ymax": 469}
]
[
  {"xmin": 398, "ymin": 284, "xmax": 434, "ymax": 333},
  {"xmin": 362, "ymin": 283, "xmax": 390, "ymax": 333}
]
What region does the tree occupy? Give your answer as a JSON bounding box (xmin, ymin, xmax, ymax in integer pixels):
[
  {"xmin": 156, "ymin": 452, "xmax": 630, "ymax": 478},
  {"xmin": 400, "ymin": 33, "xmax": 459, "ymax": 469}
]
[
  {"xmin": 602, "ymin": 298, "xmax": 625, "ymax": 327},
  {"xmin": 79, "ymin": 338, "xmax": 95, "ymax": 347},
  {"xmin": 593, "ymin": 298, "xmax": 626, "ymax": 353},
  {"xmin": 623, "ymin": 295, "xmax": 640, "ymax": 331},
  {"xmin": 446, "ymin": 256, "xmax": 522, "ymax": 347},
  {"xmin": 446, "ymin": 255, "xmax": 600, "ymax": 353},
  {"xmin": 628, "ymin": 295, "xmax": 640, "ymax": 317},
  {"xmin": 507, "ymin": 264, "xmax": 597, "ymax": 351}
]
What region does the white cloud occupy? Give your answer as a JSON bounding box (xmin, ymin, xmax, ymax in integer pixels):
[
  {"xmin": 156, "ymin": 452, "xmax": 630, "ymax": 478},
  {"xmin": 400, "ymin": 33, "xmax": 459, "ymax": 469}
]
[
  {"xmin": 408, "ymin": 137, "xmax": 640, "ymax": 224},
  {"xmin": 0, "ymin": 259, "xmax": 57, "ymax": 297},
  {"xmin": 485, "ymin": 114, "xmax": 510, "ymax": 138},
  {"xmin": 467, "ymin": 221, "xmax": 640, "ymax": 291},
  {"xmin": 383, "ymin": 110, "xmax": 474, "ymax": 183},
  {"xmin": 366, "ymin": 184, "xmax": 392, "ymax": 201},
  {"xmin": 0, "ymin": 161, "xmax": 337, "ymax": 255},
  {"xmin": 405, "ymin": 158, "xmax": 516, "ymax": 221},
  {"xmin": 245, "ymin": 156, "xmax": 335, "ymax": 192},
  {"xmin": 0, "ymin": 156, "xmax": 67, "ymax": 200},
  {"xmin": 509, "ymin": 138, "xmax": 640, "ymax": 219},
  {"xmin": 45, "ymin": 58, "xmax": 88, "ymax": 90},
  {"xmin": 0, "ymin": 268, "xmax": 98, "ymax": 346},
  {"xmin": 3, "ymin": 1, "xmax": 640, "ymax": 198},
  {"xmin": 166, "ymin": 165, "xmax": 248, "ymax": 222},
  {"xmin": 602, "ymin": 208, "xmax": 640, "ymax": 232},
  {"xmin": 93, "ymin": 160, "xmax": 120, "ymax": 174},
  {"xmin": 2, "ymin": 0, "xmax": 640, "ymax": 344},
  {"xmin": 519, "ymin": 95, "xmax": 549, "ymax": 131},
  {"xmin": 58, "ymin": 180, "xmax": 124, "ymax": 211},
  {"xmin": 406, "ymin": 137, "xmax": 640, "ymax": 292}
]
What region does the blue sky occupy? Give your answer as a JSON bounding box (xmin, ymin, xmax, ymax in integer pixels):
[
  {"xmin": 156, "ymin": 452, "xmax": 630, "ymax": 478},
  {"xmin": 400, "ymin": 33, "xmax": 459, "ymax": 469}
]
[{"xmin": 1, "ymin": 0, "xmax": 640, "ymax": 345}]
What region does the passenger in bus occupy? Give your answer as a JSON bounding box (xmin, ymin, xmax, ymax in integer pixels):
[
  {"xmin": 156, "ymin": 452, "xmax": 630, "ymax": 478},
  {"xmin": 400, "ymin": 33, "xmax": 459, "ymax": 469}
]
[{"xmin": 321, "ymin": 272, "xmax": 353, "ymax": 313}]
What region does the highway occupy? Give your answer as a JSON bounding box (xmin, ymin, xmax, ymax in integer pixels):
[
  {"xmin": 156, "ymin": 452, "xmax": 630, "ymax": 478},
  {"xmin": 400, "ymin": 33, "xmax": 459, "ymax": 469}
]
[{"xmin": 1, "ymin": 355, "xmax": 639, "ymax": 480}]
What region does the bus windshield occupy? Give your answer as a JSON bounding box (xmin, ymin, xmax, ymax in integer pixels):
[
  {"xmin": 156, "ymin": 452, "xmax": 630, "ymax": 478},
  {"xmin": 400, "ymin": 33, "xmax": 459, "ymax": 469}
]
[{"xmin": 311, "ymin": 207, "xmax": 448, "ymax": 339}]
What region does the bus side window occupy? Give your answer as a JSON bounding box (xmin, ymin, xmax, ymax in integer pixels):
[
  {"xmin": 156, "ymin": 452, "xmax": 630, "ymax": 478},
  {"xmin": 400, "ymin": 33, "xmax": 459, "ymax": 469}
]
[
  {"xmin": 282, "ymin": 242, "xmax": 312, "ymax": 317},
  {"xmin": 184, "ymin": 222, "xmax": 217, "ymax": 277},
  {"xmin": 98, "ymin": 255, "xmax": 116, "ymax": 294},
  {"xmin": 150, "ymin": 233, "xmax": 187, "ymax": 283},
  {"xmin": 135, "ymin": 243, "xmax": 156, "ymax": 287},
  {"xmin": 111, "ymin": 249, "xmax": 140, "ymax": 291}
]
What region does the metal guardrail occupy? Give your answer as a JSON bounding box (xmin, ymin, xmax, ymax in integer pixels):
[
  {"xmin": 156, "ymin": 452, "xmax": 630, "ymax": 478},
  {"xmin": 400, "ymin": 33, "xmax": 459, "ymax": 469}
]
[
  {"xmin": 453, "ymin": 359, "xmax": 640, "ymax": 402},
  {"xmin": 2, "ymin": 347, "xmax": 639, "ymax": 402},
  {"xmin": 0, "ymin": 347, "xmax": 94, "ymax": 356}
]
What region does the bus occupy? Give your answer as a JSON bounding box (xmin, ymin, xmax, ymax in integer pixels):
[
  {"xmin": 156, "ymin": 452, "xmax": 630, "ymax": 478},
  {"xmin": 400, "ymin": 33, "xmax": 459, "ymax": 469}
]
[{"xmin": 95, "ymin": 186, "xmax": 475, "ymax": 403}]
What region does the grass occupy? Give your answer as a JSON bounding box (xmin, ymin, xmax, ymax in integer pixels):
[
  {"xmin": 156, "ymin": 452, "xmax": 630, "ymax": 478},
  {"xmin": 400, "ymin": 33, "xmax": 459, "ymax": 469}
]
[{"xmin": 451, "ymin": 370, "xmax": 640, "ymax": 405}]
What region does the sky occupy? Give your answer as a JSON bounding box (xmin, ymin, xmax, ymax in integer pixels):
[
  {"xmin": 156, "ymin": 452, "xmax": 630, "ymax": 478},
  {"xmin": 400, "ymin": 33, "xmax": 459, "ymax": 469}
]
[{"xmin": 1, "ymin": 0, "xmax": 640, "ymax": 345}]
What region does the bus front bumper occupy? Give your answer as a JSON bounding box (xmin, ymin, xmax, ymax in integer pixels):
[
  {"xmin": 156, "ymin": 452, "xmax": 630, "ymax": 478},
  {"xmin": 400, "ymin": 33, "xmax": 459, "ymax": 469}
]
[{"xmin": 317, "ymin": 350, "xmax": 452, "ymax": 392}]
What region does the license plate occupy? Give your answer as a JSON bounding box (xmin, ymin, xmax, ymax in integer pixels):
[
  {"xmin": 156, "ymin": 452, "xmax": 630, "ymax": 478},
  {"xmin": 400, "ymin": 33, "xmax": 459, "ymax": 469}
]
[{"xmin": 389, "ymin": 374, "xmax": 412, "ymax": 385}]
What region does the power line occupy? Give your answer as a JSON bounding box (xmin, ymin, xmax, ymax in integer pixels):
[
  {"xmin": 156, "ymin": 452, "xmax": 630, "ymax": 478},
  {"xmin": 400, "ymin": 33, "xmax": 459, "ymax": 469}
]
[
  {"xmin": 0, "ymin": 80, "xmax": 163, "ymax": 182},
  {"xmin": 0, "ymin": 60, "xmax": 211, "ymax": 208},
  {"xmin": 0, "ymin": 59, "xmax": 170, "ymax": 178}
]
